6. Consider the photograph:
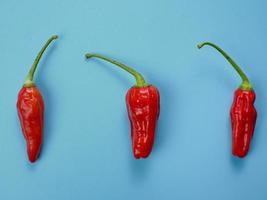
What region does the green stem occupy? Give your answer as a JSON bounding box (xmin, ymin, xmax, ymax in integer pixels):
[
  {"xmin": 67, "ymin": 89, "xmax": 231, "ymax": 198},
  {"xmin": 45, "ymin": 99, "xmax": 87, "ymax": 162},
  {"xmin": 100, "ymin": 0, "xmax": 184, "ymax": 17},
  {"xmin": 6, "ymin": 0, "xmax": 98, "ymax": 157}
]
[
  {"xmin": 24, "ymin": 35, "xmax": 58, "ymax": 87},
  {"xmin": 197, "ymin": 42, "xmax": 252, "ymax": 90},
  {"xmin": 85, "ymin": 53, "xmax": 147, "ymax": 87}
]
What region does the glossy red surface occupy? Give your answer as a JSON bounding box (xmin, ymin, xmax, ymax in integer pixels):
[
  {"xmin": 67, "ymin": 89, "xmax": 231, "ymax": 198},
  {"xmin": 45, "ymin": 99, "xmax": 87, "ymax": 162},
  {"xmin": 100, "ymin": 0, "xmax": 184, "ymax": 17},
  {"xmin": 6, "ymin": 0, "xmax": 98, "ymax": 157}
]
[
  {"xmin": 126, "ymin": 85, "xmax": 160, "ymax": 159},
  {"xmin": 17, "ymin": 86, "xmax": 44, "ymax": 163},
  {"xmin": 230, "ymin": 89, "xmax": 257, "ymax": 158}
]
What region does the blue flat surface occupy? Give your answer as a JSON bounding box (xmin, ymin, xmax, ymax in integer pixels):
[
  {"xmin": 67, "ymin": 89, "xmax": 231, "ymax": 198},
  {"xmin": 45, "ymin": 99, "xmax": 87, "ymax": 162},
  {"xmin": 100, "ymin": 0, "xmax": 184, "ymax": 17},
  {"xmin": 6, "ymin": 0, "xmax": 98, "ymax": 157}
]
[{"xmin": 0, "ymin": 0, "xmax": 267, "ymax": 199}]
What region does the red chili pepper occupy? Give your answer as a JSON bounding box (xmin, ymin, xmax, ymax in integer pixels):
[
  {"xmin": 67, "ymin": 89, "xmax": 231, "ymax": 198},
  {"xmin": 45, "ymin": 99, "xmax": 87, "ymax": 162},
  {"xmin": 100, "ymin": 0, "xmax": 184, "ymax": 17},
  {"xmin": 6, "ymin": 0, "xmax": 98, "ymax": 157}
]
[
  {"xmin": 85, "ymin": 54, "xmax": 160, "ymax": 159},
  {"xmin": 17, "ymin": 35, "xmax": 58, "ymax": 163},
  {"xmin": 198, "ymin": 42, "xmax": 257, "ymax": 158}
]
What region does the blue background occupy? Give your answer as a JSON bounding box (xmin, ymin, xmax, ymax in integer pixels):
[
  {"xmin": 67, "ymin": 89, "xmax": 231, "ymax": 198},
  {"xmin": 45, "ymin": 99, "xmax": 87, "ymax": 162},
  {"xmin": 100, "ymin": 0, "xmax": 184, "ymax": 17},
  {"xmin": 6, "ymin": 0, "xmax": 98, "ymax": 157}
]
[{"xmin": 0, "ymin": 0, "xmax": 267, "ymax": 199}]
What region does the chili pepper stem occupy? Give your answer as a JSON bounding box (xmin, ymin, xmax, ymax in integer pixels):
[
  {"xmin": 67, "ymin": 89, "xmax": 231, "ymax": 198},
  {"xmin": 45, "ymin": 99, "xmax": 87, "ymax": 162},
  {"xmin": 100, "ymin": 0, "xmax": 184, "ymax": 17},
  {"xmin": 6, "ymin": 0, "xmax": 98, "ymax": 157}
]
[
  {"xmin": 85, "ymin": 53, "xmax": 148, "ymax": 87},
  {"xmin": 24, "ymin": 35, "xmax": 58, "ymax": 87},
  {"xmin": 197, "ymin": 42, "xmax": 253, "ymax": 90}
]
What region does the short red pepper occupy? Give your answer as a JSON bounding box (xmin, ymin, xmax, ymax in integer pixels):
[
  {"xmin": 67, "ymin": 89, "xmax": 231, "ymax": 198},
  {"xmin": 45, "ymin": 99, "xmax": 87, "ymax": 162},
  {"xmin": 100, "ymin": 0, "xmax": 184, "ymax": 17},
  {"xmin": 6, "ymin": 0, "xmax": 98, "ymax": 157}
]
[
  {"xmin": 17, "ymin": 35, "xmax": 58, "ymax": 163},
  {"xmin": 198, "ymin": 42, "xmax": 257, "ymax": 158},
  {"xmin": 85, "ymin": 54, "xmax": 160, "ymax": 159}
]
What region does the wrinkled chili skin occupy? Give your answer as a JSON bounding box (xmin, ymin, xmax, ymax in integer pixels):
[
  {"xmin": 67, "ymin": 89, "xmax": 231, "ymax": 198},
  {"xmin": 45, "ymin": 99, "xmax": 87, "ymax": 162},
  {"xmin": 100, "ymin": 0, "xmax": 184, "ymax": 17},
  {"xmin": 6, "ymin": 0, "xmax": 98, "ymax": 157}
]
[
  {"xmin": 230, "ymin": 89, "xmax": 257, "ymax": 158},
  {"xmin": 126, "ymin": 85, "xmax": 160, "ymax": 159},
  {"xmin": 17, "ymin": 86, "xmax": 44, "ymax": 163}
]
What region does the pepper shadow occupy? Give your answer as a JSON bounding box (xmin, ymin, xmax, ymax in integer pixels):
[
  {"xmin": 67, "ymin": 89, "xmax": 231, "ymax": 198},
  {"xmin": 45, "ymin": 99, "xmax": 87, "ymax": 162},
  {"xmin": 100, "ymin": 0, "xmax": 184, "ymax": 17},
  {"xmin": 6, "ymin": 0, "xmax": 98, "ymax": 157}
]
[
  {"xmin": 129, "ymin": 155, "xmax": 153, "ymax": 182},
  {"xmin": 127, "ymin": 132, "xmax": 153, "ymax": 181},
  {"xmin": 34, "ymin": 43, "xmax": 58, "ymax": 162},
  {"xmin": 153, "ymin": 80, "xmax": 177, "ymax": 153},
  {"xmin": 248, "ymin": 81, "xmax": 266, "ymax": 156},
  {"xmin": 230, "ymin": 156, "xmax": 245, "ymax": 171}
]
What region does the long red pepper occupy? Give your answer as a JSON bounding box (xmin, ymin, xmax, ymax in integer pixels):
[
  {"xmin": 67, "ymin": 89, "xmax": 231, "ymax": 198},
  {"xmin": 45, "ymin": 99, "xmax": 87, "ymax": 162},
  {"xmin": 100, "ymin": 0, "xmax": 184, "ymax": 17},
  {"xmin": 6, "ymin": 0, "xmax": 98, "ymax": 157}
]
[
  {"xmin": 85, "ymin": 54, "xmax": 160, "ymax": 159},
  {"xmin": 198, "ymin": 42, "xmax": 257, "ymax": 158},
  {"xmin": 17, "ymin": 35, "xmax": 58, "ymax": 163}
]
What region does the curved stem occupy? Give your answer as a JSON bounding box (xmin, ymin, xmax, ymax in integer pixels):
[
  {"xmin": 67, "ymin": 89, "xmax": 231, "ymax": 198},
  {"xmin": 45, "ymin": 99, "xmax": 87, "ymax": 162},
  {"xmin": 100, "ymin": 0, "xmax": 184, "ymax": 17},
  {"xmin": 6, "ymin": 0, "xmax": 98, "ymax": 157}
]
[
  {"xmin": 197, "ymin": 42, "xmax": 252, "ymax": 90},
  {"xmin": 85, "ymin": 53, "xmax": 147, "ymax": 87},
  {"xmin": 24, "ymin": 35, "xmax": 58, "ymax": 87}
]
